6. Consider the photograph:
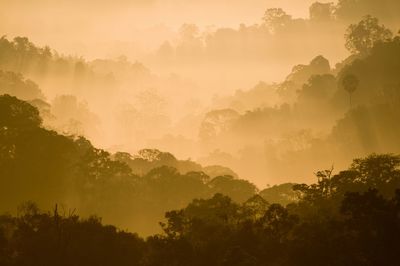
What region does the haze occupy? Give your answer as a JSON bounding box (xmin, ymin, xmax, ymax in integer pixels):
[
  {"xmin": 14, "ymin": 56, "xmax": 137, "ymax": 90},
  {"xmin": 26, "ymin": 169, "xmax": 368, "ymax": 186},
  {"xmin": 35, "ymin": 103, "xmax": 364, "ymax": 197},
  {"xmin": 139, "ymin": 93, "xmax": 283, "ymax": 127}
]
[{"xmin": 1, "ymin": 0, "xmax": 400, "ymax": 239}]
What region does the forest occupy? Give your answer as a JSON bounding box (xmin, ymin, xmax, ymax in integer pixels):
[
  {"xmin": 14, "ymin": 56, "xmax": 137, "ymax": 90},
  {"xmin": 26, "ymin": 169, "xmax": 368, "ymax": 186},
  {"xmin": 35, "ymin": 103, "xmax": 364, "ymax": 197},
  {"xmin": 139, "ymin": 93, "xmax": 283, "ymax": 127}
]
[{"xmin": 1, "ymin": 0, "xmax": 400, "ymax": 265}]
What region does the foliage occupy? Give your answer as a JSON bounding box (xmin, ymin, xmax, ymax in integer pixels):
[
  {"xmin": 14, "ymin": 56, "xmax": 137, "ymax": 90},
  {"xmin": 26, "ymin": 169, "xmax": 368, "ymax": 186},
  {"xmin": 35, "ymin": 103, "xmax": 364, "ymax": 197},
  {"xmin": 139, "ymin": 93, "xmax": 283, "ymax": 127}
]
[
  {"xmin": 263, "ymin": 8, "xmax": 292, "ymax": 33},
  {"xmin": 0, "ymin": 70, "xmax": 44, "ymax": 100},
  {"xmin": 148, "ymin": 154, "xmax": 400, "ymax": 265},
  {"xmin": 0, "ymin": 205, "xmax": 145, "ymax": 266},
  {"xmin": 0, "ymin": 95, "xmax": 265, "ymax": 235},
  {"xmin": 345, "ymin": 15, "xmax": 393, "ymax": 54}
]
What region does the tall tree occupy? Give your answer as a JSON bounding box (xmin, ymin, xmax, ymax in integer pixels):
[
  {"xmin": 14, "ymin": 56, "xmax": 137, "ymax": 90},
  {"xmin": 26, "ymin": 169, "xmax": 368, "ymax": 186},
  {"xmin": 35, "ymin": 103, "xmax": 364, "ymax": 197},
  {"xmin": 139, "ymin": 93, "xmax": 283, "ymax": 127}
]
[
  {"xmin": 342, "ymin": 74, "xmax": 359, "ymax": 108},
  {"xmin": 262, "ymin": 8, "xmax": 292, "ymax": 33},
  {"xmin": 345, "ymin": 15, "xmax": 392, "ymax": 54}
]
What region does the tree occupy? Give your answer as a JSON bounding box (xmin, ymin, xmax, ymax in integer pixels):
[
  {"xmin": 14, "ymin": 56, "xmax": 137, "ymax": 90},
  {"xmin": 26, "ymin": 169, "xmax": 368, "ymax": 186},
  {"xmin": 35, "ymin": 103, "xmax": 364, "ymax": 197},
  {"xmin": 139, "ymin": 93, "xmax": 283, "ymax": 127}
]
[
  {"xmin": 260, "ymin": 183, "xmax": 299, "ymax": 206},
  {"xmin": 199, "ymin": 109, "xmax": 239, "ymax": 140},
  {"xmin": 348, "ymin": 154, "xmax": 400, "ymax": 195},
  {"xmin": 0, "ymin": 94, "xmax": 42, "ymax": 129},
  {"xmin": 342, "ymin": 74, "xmax": 359, "ymax": 108},
  {"xmin": 345, "ymin": 15, "xmax": 393, "ymax": 54},
  {"xmin": 298, "ymin": 74, "xmax": 337, "ymax": 104},
  {"xmin": 177, "ymin": 24, "xmax": 203, "ymax": 59},
  {"xmin": 340, "ymin": 189, "xmax": 400, "ymax": 264},
  {"xmin": 241, "ymin": 195, "xmax": 269, "ymax": 220},
  {"xmin": 309, "ymin": 2, "xmax": 334, "ymax": 22},
  {"xmin": 208, "ymin": 175, "xmax": 258, "ymax": 203},
  {"xmin": 262, "ymin": 8, "xmax": 292, "ymax": 33},
  {"xmin": 0, "ymin": 206, "xmax": 146, "ymax": 266},
  {"xmin": 0, "ymin": 70, "xmax": 45, "ymax": 100}
]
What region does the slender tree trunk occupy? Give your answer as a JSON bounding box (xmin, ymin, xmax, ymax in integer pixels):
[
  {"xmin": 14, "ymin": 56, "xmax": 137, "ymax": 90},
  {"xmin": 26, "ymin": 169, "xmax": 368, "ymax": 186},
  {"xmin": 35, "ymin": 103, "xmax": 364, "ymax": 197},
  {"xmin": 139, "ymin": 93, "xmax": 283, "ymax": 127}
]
[{"xmin": 349, "ymin": 93, "xmax": 352, "ymax": 109}]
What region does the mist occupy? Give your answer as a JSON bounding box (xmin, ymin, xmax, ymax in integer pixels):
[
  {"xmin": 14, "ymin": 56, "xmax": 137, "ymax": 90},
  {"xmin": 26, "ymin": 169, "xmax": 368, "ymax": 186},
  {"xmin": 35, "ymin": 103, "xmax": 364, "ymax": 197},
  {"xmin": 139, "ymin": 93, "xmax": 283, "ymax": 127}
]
[{"xmin": 1, "ymin": 0, "xmax": 400, "ymax": 259}]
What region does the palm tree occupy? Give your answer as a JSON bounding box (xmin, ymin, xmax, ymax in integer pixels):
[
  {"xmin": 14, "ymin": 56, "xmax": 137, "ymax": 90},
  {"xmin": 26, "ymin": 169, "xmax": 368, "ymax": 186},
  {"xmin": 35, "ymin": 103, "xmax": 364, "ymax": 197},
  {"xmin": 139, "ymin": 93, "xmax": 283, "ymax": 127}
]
[{"xmin": 342, "ymin": 74, "xmax": 359, "ymax": 108}]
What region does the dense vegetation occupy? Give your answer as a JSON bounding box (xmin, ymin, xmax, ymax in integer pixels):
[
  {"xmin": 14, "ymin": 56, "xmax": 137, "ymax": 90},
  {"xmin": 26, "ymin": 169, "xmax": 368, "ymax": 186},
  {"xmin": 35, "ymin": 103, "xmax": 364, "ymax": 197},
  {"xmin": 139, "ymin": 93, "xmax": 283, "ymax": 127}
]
[
  {"xmin": 202, "ymin": 16, "xmax": 400, "ymax": 183},
  {"xmin": 1, "ymin": 86, "xmax": 400, "ymax": 264},
  {"xmin": 1, "ymin": 153, "xmax": 399, "ymax": 265},
  {"xmin": 0, "ymin": 94, "xmax": 271, "ymax": 235},
  {"xmin": 1, "ymin": 0, "xmax": 400, "ymax": 264}
]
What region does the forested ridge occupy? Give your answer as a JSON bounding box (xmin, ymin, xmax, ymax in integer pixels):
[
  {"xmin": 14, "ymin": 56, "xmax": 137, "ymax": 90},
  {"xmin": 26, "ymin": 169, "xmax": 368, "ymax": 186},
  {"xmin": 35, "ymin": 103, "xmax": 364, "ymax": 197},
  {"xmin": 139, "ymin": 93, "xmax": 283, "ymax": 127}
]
[
  {"xmin": 0, "ymin": 93, "xmax": 289, "ymax": 235},
  {"xmin": 1, "ymin": 54, "xmax": 400, "ymax": 263},
  {"xmin": 1, "ymin": 137, "xmax": 400, "ymax": 265},
  {"xmin": 1, "ymin": 0, "xmax": 400, "ymax": 264}
]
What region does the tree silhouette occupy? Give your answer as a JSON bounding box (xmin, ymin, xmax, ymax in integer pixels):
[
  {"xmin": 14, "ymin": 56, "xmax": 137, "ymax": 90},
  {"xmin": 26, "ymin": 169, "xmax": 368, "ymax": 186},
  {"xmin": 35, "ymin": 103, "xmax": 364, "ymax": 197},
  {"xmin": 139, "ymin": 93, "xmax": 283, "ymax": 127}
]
[
  {"xmin": 342, "ymin": 74, "xmax": 359, "ymax": 108},
  {"xmin": 262, "ymin": 8, "xmax": 292, "ymax": 33},
  {"xmin": 309, "ymin": 2, "xmax": 334, "ymax": 22},
  {"xmin": 345, "ymin": 15, "xmax": 393, "ymax": 54}
]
